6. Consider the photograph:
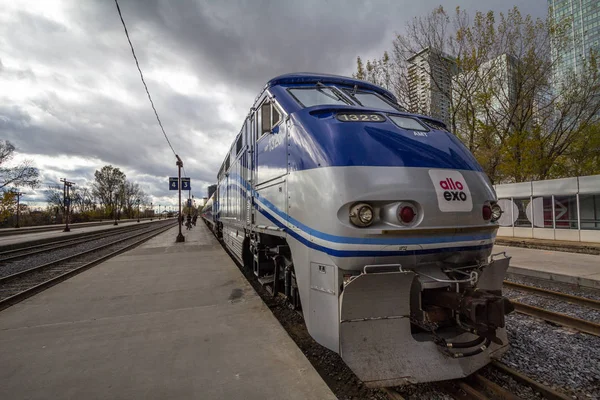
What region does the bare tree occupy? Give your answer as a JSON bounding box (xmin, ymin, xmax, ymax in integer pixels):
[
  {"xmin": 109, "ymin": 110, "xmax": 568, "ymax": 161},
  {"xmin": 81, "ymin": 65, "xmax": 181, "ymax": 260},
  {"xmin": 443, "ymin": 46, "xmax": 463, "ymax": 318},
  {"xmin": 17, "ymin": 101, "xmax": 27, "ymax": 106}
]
[
  {"xmin": 45, "ymin": 186, "xmax": 65, "ymax": 211},
  {"xmin": 121, "ymin": 180, "xmax": 147, "ymax": 218},
  {"xmin": 354, "ymin": 6, "xmax": 600, "ymax": 183},
  {"xmin": 0, "ymin": 140, "xmax": 40, "ymax": 189},
  {"xmin": 45, "ymin": 185, "xmax": 93, "ymax": 216}
]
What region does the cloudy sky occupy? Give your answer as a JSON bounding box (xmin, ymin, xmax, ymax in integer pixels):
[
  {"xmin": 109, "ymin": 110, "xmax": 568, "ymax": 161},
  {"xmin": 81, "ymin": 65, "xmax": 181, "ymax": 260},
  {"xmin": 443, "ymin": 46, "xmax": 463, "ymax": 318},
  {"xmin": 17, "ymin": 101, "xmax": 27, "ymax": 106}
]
[{"xmin": 0, "ymin": 0, "xmax": 546, "ymax": 209}]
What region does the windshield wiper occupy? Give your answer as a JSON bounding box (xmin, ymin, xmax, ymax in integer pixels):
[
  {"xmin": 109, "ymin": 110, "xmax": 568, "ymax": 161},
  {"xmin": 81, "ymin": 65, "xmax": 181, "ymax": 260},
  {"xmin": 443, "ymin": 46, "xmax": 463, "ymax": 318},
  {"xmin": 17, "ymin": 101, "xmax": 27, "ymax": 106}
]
[{"xmin": 316, "ymin": 87, "xmax": 341, "ymax": 102}]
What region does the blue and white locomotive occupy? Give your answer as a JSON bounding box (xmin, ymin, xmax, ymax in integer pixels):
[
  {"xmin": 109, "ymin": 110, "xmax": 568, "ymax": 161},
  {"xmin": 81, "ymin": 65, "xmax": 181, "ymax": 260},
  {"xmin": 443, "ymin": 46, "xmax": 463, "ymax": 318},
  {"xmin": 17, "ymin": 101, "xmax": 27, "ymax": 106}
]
[{"xmin": 201, "ymin": 73, "xmax": 513, "ymax": 387}]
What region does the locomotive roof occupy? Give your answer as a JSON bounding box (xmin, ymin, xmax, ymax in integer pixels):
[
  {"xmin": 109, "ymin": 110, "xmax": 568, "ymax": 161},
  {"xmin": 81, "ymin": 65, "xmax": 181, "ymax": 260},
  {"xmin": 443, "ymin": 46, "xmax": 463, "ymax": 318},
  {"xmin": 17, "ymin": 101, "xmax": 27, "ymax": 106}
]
[{"xmin": 266, "ymin": 73, "xmax": 397, "ymax": 103}]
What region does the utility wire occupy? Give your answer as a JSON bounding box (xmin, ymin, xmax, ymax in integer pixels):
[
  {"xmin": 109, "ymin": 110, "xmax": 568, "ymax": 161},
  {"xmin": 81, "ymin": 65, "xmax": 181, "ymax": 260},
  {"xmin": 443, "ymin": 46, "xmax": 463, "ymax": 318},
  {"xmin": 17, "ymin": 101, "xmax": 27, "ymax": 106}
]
[{"xmin": 114, "ymin": 0, "xmax": 184, "ymax": 176}]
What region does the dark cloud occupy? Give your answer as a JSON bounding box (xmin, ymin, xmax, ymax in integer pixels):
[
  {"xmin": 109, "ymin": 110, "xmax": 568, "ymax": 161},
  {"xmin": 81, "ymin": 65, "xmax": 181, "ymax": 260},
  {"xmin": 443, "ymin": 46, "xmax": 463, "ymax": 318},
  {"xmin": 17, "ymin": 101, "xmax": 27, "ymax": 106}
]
[{"xmin": 0, "ymin": 0, "xmax": 547, "ymax": 206}]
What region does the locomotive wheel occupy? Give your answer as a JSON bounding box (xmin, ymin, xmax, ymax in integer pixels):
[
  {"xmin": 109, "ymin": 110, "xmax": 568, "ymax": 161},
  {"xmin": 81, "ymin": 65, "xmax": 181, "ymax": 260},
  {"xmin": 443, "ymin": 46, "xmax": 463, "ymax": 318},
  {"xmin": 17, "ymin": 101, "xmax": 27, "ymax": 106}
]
[{"xmin": 242, "ymin": 236, "xmax": 253, "ymax": 271}]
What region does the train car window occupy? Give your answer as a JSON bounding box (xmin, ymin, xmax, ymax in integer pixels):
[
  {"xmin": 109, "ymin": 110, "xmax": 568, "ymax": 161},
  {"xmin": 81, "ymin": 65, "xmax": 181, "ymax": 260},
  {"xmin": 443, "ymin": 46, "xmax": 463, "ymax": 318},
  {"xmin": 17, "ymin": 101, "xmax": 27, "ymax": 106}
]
[
  {"xmin": 261, "ymin": 101, "xmax": 271, "ymax": 136},
  {"xmin": 235, "ymin": 134, "xmax": 243, "ymax": 155},
  {"xmin": 225, "ymin": 155, "xmax": 230, "ymax": 171},
  {"xmin": 245, "ymin": 119, "xmax": 250, "ymax": 144},
  {"xmin": 258, "ymin": 100, "xmax": 283, "ymax": 137},
  {"xmin": 388, "ymin": 115, "xmax": 430, "ymax": 132},
  {"xmin": 344, "ymin": 90, "xmax": 400, "ymax": 111},
  {"xmin": 288, "ymin": 87, "xmax": 349, "ymax": 107}
]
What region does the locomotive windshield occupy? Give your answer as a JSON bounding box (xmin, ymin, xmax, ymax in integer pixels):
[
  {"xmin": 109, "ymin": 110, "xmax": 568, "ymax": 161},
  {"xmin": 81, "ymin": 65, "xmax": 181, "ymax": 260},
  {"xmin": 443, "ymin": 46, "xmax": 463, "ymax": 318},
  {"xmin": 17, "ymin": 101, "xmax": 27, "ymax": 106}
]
[
  {"xmin": 343, "ymin": 90, "xmax": 400, "ymax": 111},
  {"xmin": 388, "ymin": 115, "xmax": 429, "ymax": 131},
  {"xmin": 288, "ymin": 87, "xmax": 349, "ymax": 107}
]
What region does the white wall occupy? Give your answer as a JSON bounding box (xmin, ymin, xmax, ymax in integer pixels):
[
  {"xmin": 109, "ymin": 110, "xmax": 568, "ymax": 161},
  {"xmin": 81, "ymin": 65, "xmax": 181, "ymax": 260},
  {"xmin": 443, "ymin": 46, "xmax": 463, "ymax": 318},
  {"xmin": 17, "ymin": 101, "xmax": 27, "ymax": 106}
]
[{"xmin": 495, "ymin": 175, "xmax": 600, "ymax": 243}]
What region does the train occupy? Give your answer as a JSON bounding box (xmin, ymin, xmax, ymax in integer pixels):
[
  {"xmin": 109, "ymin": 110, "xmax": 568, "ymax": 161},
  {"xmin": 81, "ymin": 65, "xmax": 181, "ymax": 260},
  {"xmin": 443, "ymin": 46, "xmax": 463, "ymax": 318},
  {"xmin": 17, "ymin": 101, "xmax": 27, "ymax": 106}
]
[{"xmin": 201, "ymin": 73, "xmax": 514, "ymax": 387}]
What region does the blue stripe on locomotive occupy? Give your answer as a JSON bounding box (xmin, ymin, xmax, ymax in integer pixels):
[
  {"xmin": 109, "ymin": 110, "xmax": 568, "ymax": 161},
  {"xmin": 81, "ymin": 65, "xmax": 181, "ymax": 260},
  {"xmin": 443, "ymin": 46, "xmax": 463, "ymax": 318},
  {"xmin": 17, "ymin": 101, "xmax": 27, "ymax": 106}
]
[{"xmin": 256, "ymin": 200, "xmax": 493, "ymax": 258}]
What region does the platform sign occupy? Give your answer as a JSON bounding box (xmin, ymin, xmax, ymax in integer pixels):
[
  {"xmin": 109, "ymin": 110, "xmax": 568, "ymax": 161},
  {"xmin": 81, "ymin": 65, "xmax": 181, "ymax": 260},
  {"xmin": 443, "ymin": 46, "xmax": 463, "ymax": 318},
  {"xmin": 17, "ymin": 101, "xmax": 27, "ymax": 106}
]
[
  {"xmin": 169, "ymin": 177, "xmax": 178, "ymax": 190},
  {"xmin": 181, "ymin": 177, "xmax": 191, "ymax": 190}
]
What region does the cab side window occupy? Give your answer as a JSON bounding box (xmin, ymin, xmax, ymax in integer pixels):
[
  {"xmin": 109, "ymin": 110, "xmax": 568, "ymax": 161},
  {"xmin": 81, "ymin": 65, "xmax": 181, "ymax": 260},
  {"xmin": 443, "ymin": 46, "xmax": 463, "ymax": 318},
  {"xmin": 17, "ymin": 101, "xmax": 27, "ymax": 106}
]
[{"xmin": 259, "ymin": 100, "xmax": 282, "ymax": 137}]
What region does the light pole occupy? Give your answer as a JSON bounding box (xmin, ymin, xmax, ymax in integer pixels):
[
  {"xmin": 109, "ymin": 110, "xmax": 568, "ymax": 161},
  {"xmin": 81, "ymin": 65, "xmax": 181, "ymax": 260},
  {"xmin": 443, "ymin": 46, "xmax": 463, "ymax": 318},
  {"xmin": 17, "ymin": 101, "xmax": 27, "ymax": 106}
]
[
  {"xmin": 176, "ymin": 155, "xmax": 184, "ymax": 242},
  {"xmin": 13, "ymin": 190, "xmax": 24, "ymax": 228},
  {"xmin": 150, "ymin": 202, "xmax": 153, "ymax": 221},
  {"xmin": 113, "ymin": 192, "xmax": 118, "ymax": 226},
  {"xmin": 60, "ymin": 178, "xmax": 75, "ymax": 232},
  {"xmin": 158, "ymin": 204, "xmax": 161, "ymax": 219},
  {"xmin": 137, "ymin": 199, "xmax": 140, "ymax": 223}
]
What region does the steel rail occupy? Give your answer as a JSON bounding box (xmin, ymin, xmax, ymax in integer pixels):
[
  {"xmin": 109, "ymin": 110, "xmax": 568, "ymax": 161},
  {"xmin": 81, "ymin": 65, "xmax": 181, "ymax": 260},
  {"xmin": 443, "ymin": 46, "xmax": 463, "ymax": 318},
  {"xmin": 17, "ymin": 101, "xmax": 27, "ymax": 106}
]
[
  {"xmin": 469, "ymin": 373, "xmax": 520, "ymax": 400},
  {"xmin": 0, "ymin": 222, "xmax": 175, "ymax": 311},
  {"xmin": 490, "ymin": 361, "xmax": 570, "ymax": 400},
  {"xmin": 439, "ymin": 379, "xmax": 489, "ymax": 400},
  {"xmin": 511, "ymin": 300, "xmax": 600, "ymax": 336},
  {"xmin": 440, "ymin": 367, "xmax": 568, "ymax": 400},
  {"xmin": 504, "ymin": 280, "xmax": 600, "ymax": 310}
]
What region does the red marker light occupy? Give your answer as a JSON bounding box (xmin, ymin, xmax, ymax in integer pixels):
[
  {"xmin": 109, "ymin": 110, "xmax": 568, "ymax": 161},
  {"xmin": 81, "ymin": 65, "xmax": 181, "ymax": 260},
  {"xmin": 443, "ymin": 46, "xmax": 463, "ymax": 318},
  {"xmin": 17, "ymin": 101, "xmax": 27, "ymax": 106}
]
[
  {"xmin": 399, "ymin": 206, "xmax": 416, "ymax": 224},
  {"xmin": 482, "ymin": 205, "xmax": 492, "ymax": 220}
]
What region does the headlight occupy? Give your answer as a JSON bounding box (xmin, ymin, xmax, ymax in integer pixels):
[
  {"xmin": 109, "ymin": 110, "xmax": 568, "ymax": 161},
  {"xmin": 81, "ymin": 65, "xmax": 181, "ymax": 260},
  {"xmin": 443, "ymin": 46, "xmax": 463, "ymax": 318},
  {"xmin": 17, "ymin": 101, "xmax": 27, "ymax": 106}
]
[
  {"xmin": 491, "ymin": 203, "xmax": 503, "ymax": 222},
  {"xmin": 359, "ymin": 206, "xmax": 373, "ymax": 224},
  {"xmin": 350, "ymin": 203, "xmax": 374, "ymax": 227}
]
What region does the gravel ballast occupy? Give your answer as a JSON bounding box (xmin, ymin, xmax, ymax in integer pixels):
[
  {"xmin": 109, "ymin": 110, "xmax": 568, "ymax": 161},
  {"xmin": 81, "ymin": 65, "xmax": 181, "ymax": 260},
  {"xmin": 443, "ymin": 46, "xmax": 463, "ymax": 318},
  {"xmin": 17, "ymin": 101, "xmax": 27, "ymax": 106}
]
[{"xmin": 500, "ymin": 313, "xmax": 600, "ymax": 399}]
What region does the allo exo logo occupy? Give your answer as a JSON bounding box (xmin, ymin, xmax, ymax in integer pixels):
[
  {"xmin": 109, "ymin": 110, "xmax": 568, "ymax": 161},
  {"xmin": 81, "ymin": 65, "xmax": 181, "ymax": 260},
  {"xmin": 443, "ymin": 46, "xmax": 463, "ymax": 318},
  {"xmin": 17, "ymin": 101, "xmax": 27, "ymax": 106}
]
[
  {"xmin": 428, "ymin": 170, "xmax": 473, "ymax": 212},
  {"xmin": 440, "ymin": 178, "xmax": 467, "ymax": 201}
]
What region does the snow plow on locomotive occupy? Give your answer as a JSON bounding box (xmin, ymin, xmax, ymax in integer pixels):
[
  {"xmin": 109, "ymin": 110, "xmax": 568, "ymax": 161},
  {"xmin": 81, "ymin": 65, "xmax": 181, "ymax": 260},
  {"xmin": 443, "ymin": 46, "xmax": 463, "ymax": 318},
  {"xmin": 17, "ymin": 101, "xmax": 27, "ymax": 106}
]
[{"xmin": 201, "ymin": 73, "xmax": 514, "ymax": 387}]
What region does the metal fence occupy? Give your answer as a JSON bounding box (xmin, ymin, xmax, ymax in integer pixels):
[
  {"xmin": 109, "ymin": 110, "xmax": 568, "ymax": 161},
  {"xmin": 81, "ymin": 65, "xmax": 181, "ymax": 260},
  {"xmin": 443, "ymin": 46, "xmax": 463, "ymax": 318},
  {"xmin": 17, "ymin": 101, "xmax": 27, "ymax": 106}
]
[{"xmin": 494, "ymin": 175, "xmax": 600, "ymax": 243}]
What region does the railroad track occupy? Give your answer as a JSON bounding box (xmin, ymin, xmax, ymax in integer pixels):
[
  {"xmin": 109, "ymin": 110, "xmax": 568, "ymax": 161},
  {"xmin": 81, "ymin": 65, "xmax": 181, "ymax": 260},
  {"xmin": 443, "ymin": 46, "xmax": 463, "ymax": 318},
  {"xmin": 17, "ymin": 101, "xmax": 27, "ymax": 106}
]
[
  {"xmin": 504, "ymin": 280, "xmax": 600, "ymax": 337},
  {"xmin": 0, "ymin": 221, "xmax": 176, "ymax": 311},
  {"xmin": 383, "ymin": 361, "xmax": 570, "ymax": 400},
  {"xmin": 0, "ymin": 217, "xmax": 160, "ymax": 237},
  {"xmin": 446, "ymin": 362, "xmax": 570, "ymax": 400},
  {"xmin": 0, "ymin": 223, "xmax": 152, "ymax": 263}
]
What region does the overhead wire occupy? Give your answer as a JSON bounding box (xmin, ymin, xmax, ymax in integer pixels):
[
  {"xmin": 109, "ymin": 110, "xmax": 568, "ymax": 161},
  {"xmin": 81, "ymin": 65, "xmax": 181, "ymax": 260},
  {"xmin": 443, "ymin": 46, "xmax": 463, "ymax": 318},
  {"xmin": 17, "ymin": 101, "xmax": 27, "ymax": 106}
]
[{"xmin": 113, "ymin": 0, "xmax": 188, "ymax": 177}]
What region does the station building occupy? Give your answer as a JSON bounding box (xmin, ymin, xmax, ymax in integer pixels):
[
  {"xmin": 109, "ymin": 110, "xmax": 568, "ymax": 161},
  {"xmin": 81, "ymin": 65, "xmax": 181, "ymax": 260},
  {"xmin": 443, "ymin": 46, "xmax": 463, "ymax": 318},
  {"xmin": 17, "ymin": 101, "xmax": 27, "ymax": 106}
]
[{"xmin": 494, "ymin": 174, "xmax": 600, "ymax": 243}]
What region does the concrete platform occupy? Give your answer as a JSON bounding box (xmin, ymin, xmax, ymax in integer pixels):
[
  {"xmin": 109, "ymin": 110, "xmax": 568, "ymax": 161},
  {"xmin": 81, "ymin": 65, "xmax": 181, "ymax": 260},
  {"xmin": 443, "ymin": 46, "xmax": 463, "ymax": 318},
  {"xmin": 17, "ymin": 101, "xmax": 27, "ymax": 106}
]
[
  {"xmin": 0, "ymin": 223, "xmax": 336, "ymax": 399},
  {"xmin": 494, "ymin": 245, "xmax": 600, "ymax": 289},
  {"xmin": 0, "ymin": 219, "xmax": 170, "ymax": 249}
]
